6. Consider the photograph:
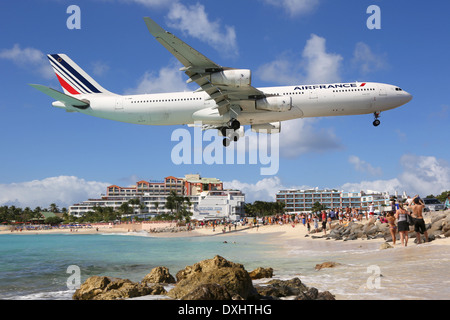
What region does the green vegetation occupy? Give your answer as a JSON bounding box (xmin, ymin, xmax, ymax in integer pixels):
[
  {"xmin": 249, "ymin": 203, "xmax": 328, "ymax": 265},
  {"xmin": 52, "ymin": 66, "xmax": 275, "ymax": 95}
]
[
  {"xmin": 244, "ymin": 201, "xmax": 285, "ymax": 217},
  {"xmin": 426, "ymin": 191, "xmax": 450, "ymax": 203}
]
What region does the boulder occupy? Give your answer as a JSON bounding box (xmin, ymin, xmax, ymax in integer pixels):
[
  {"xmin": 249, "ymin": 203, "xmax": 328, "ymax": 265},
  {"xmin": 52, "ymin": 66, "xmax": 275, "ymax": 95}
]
[
  {"xmin": 73, "ymin": 276, "xmax": 157, "ymax": 300},
  {"xmin": 295, "ymin": 287, "xmax": 335, "ymax": 300},
  {"xmin": 255, "ymin": 278, "xmax": 335, "ymax": 300},
  {"xmin": 73, "ymin": 276, "xmax": 111, "ymax": 300},
  {"xmin": 142, "ymin": 266, "xmax": 176, "ymax": 284},
  {"xmin": 255, "ymin": 278, "xmax": 308, "ymax": 298},
  {"xmin": 315, "ymin": 261, "xmax": 341, "ymax": 270},
  {"xmin": 248, "ymin": 267, "xmax": 274, "ymax": 280},
  {"xmin": 380, "ymin": 242, "xmax": 393, "ymax": 250},
  {"xmin": 168, "ymin": 255, "xmax": 256, "ymax": 300}
]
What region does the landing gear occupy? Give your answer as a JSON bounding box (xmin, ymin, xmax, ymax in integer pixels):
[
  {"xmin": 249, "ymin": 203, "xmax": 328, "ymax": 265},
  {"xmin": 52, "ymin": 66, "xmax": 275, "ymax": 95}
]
[
  {"xmin": 373, "ymin": 112, "xmax": 381, "ymax": 127},
  {"xmin": 229, "ymin": 119, "xmax": 240, "ymax": 130},
  {"xmin": 221, "ymin": 119, "xmax": 241, "ymax": 147}
]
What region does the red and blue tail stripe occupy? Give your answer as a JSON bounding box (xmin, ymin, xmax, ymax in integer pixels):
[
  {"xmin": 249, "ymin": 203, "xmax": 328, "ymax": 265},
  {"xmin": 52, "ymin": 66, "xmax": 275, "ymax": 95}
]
[{"xmin": 47, "ymin": 54, "xmax": 105, "ymax": 95}]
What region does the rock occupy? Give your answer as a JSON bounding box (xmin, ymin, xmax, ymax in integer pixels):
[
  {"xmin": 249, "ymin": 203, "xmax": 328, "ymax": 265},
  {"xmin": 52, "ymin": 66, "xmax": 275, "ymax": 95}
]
[
  {"xmin": 315, "ymin": 261, "xmax": 341, "ymax": 270},
  {"xmin": 430, "ymin": 214, "xmax": 446, "ymax": 225},
  {"xmin": 295, "ymin": 287, "xmax": 334, "ymax": 300},
  {"xmin": 168, "ymin": 255, "xmax": 256, "ymax": 300},
  {"xmin": 248, "ymin": 267, "xmax": 274, "ymax": 280},
  {"xmin": 73, "ymin": 276, "xmax": 111, "ymax": 300},
  {"xmin": 142, "ymin": 266, "xmax": 176, "ymax": 284},
  {"xmin": 73, "ymin": 276, "xmax": 155, "ymax": 300},
  {"xmin": 255, "ymin": 278, "xmax": 308, "ymax": 298},
  {"xmin": 380, "ymin": 242, "xmax": 393, "ymax": 250},
  {"xmin": 180, "ymin": 284, "xmax": 232, "ymax": 300},
  {"xmin": 444, "ymin": 229, "xmax": 450, "ymax": 237}
]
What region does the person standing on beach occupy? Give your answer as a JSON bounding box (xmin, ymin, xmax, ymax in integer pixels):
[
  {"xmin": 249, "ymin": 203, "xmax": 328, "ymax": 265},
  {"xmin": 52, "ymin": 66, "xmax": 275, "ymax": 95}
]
[
  {"xmin": 368, "ymin": 203, "xmax": 375, "ymax": 219},
  {"xmin": 395, "ymin": 203, "xmax": 411, "ymax": 247},
  {"xmin": 411, "ymin": 196, "xmax": 428, "ymax": 244},
  {"xmin": 444, "ymin": 193, "xmax": 450, "ymax": 210},
  {"xmin": 387, "ymin": 212, "xmax": 397, "ymax": 245}
]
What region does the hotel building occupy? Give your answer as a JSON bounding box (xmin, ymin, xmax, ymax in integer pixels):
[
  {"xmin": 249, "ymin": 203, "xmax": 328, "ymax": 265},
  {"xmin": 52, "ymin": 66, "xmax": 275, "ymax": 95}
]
[
  {"xmin": 69, "ymin": 174, "xmax": 244, "ymax": 221},
  {"xmin": 276, "ymin": 188, "xmax": 390, "ymax": 213}
]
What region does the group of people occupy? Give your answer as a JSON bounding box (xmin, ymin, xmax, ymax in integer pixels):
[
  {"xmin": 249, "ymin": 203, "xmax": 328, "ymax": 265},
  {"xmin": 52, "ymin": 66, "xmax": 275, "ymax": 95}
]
[{"xmin": 386, "ymin": 195, "xmax": 428, "ymax": 247}]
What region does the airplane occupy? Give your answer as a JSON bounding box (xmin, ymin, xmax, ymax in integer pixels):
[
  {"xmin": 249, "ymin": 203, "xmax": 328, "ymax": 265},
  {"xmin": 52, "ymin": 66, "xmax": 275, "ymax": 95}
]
[{"xmin": 30, "ymin": 17, "xmax": 412, "ymax": 147}]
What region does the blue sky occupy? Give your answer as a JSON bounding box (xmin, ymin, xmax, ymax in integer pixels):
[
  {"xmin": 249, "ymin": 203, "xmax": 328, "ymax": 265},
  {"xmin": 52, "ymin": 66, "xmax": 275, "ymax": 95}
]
[{"xmin": 0, "ymin": 0, "xmax": 449, "ymax": 208}]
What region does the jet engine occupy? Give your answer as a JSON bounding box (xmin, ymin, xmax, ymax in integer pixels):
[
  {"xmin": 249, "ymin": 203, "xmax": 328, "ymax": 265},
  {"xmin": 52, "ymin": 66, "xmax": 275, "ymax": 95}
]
[
  {"xmin": 256, "ymin": 96, "xmax": 292, "ymax": 112},
  {"xmin": 210, "ymin": 69, "xmax": 251, "ymax": 88},
  {"xmin": 251, "ymin": 122, "xmax": 281, "ymax": 134}
]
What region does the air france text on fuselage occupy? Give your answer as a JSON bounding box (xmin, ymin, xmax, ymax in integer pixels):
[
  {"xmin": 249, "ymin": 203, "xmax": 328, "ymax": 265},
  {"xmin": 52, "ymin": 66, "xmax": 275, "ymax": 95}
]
[{"xmin": 294, "ymin": 83, "xmax": 365, "ymax": 91}]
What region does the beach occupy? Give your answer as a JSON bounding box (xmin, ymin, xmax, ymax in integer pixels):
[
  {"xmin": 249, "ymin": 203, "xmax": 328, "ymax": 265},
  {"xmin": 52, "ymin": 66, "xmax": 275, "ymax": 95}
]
[{"xmin": 1, "ymin": 210, "xmax": 450, "ymax": 300}]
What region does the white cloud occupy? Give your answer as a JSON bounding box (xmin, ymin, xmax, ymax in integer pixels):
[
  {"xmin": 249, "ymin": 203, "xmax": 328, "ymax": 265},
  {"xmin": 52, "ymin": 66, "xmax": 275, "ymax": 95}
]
[
  {"xmin": 91, "ymin": 60, "xmax": 110, "ymax": 76},
  {"xmin": 0, "ymin": 44, "xmax": 53, "ymax": 79},
  {"xmin": 166, "ymin": 2, "xmax": 238, "ymax": 56},
  {"xmin": 342, "ymin": 154, "xmax": 450, "ymax": 196},
  {"xmin": 352, "ymin": 42, "xmax": 387, "ymax": 74},
  {"xmin": 224, "ymin": 176, "xmax": 310, "ymax": 203},
  {"xmin": 0, "ymin": 176, "xmax": 110, "ymax": 209},
  {"xmin": 262, "ymin": 0, "xmax": 320, "ymax": 17},
  {"xmin": 257, "ymin": 34, "xmax": 343, "ymax": 85},
  {"xmin": 279, "ymin": 118, "xmax": 343, "ymax": 158},
  {"xmin": 348, "ymin": 155, "xmax": 383, "ymax": 176},
  {"xmin": 125, "ymin": 62, "xmax": 191, "ymax": 94}
]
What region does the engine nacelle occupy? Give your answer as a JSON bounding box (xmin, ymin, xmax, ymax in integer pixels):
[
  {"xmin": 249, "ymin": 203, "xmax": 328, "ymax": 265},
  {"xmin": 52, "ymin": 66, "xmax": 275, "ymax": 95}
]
[
  {"xmin": 251, "ymin": 122, "xmax": 281, "ymax": 134},
  {"xmin": 210, "ymin": 69, "xmax": 251, "ymax": 88},
  {"xmin": 256, "ymin": 96, "xmax": 292, "ymax": 112}
]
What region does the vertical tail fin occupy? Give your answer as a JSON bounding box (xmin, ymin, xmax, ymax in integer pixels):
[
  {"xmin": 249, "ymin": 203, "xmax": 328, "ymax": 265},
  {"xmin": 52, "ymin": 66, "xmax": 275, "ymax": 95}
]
[{"xmin": 47, "ymin": 54, "xmax": 113, "ymax": 95}]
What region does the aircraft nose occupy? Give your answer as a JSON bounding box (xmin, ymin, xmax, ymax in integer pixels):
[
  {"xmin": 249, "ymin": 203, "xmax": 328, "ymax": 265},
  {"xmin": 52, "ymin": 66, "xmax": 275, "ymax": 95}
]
[{"xmin": 404, "ymin": 91, "xmax": 413, "ymax": 103}]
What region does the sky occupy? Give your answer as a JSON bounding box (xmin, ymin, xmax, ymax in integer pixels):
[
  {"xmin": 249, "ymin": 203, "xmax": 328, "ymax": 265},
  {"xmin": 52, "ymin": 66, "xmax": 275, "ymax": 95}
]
[{"xmin": 0, "ymin": 0, "xmax": 449, "ymax": 209}]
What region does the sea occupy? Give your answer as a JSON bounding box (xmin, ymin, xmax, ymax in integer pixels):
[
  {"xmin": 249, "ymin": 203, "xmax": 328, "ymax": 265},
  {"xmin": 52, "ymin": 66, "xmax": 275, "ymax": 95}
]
[{"xmin": 1, "ymin": 231, "xmax": 449, "ymax": 300}]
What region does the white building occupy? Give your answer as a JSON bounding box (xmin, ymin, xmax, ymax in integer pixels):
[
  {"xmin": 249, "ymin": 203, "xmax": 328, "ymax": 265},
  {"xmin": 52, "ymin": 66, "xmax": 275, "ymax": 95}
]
[
  {"xmin": 276, "ymin": 188, "xmax": 390, "ymax": 213},
  {"xmin": 69, "ymin": 175, "xmax": 244, "ymax": 221}
]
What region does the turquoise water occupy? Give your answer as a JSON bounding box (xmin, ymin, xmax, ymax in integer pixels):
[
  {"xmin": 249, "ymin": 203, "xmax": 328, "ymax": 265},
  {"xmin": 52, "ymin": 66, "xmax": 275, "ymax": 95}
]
[
  {"xmin": 0, "ymin": 232, "xmax": 281, "ymax": 300},
  {"xmin": 1, "ymin": 232, "xmax": 449, "ymax": 300}
]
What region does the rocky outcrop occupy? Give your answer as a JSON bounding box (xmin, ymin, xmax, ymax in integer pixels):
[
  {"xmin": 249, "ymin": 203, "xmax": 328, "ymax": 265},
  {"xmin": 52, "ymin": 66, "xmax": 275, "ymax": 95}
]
[
  {"xmin": 319, "ymin": 211, "xmax": 450, "ymax": 242},
  {"xmin": 73, "ymin": 256, "xmax": 336, "ymax": 300},
  {"xmin": 72, "ymin": 276, "xmax": 166, "ymax": 300},
  {"xmin": 249, "ymin": 267, "xmax": 274, "ymax": 280},
  {"xmin": 168, "ymin": 255, "xmax": 256, "ymax": 300},
  {"xmin": 142, "ymin": 266, "xmax": 176, "ymax": 285}
]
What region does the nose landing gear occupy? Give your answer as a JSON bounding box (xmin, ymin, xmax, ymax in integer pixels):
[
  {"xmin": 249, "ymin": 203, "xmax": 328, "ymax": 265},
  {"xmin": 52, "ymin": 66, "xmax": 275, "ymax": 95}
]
[{"xmin": 373, "ymin": 112, "xmax": 381, "ymax": 127}]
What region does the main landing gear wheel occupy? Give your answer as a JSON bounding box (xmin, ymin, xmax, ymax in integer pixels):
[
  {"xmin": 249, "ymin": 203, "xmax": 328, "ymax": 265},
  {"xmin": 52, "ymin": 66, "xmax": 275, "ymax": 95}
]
[
  {"xmin": 223, "ymin": 137, "xmax": 231, "ymax": 147},
  {"xmin": 230, "ymin": 119, "xmax": 240, "ymax": 130},
  {"xmin": 373, "ymin": 112, "xmax": 381, "ymax": 127}
]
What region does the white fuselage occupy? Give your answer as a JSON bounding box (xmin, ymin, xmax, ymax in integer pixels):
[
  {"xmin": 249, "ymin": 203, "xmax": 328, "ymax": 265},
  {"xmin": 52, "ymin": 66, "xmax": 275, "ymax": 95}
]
[{"xmin": 53, "ymin": 82, "xmax": 412, "ymax": 126}]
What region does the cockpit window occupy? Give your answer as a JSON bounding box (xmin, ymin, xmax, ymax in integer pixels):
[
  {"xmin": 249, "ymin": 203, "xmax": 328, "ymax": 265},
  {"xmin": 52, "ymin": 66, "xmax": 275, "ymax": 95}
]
[{"xmin": 395, "ymin": 87, "xmax": 403, "ymax": 91}]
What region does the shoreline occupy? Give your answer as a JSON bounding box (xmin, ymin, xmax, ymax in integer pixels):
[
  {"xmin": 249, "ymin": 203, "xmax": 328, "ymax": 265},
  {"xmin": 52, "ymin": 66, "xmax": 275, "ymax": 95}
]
[{"xmin": 2, "ymin": 211, "xmax": 450, "ymax": 247}]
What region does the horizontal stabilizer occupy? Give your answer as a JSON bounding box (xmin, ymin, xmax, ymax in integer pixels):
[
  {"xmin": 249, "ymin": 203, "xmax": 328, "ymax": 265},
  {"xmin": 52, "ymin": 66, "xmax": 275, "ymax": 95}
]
[{"xmin": 28, "ymin": 84, "xmax": 89, "ymax": 109}]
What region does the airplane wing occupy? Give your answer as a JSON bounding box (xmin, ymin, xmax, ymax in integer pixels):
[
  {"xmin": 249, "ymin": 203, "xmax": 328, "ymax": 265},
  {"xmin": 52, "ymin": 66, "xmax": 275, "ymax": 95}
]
[{"xmin": 143, "ymin": 17, "xmax": 266, "ymax": 116}]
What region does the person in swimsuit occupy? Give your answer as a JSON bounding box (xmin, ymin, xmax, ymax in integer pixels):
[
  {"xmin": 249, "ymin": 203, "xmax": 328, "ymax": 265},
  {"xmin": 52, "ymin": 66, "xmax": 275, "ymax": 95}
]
[
  {"xmin": 387, "ymin": 212, "xmax": 397, "ymax": 245},
  {"xmin": 411, "ymin": 196, "xmax": 428, "ymax": 244},
  {"xmin": 395, "ymin": 203, "xmax": 411, "ymax": 247}
]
